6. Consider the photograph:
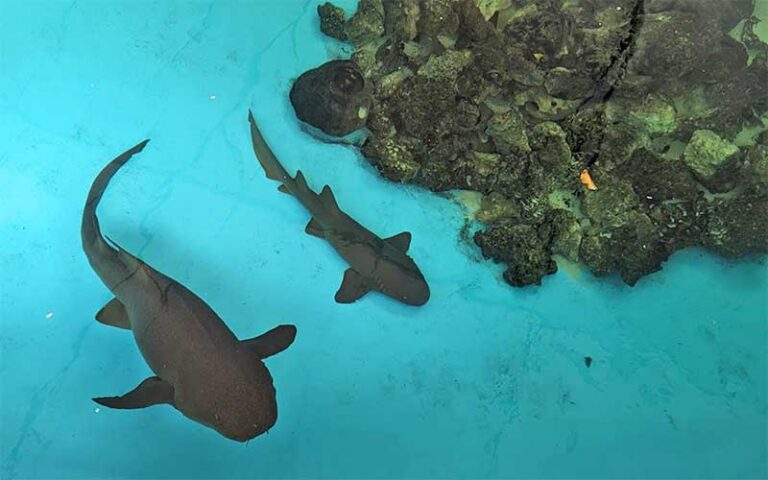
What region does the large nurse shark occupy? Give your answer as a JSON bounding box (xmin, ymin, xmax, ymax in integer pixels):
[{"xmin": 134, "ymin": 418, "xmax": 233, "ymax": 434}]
[
  {"xmin": 248, "ymin": 110, "xmax": 430, "ymax": 306},
  {"xmin": 82, "ymin": 140, "xmax": 296, "ymax": 442}
]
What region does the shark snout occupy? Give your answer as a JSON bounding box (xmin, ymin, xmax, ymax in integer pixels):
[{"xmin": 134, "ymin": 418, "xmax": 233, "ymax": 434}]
[
  {"xmin": 212, "ymin": 397, "xmax": 278, "ymax": 442},
  {"xmin": 401, "ymin": 280, "xmax": 430, "ymax": 306},
  {"xmin": 220, "ymin": 417, "xmax": 276, "ymax": 442},
  {"xmin": 198, "ymin": 364, "xmax": 281, "ymax": 442}
]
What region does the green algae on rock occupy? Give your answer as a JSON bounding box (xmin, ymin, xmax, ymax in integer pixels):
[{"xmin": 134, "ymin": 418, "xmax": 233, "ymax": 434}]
[
  {"xmin": 345, "ymin": 0, "xmax": 385, "ymax": 47},
  {"xmin": 294, "ymin": 0, "xmax": 768, "ymax": 287},
  {"xmin": 318, "ymin": 2, "xmax": 347, "ymax": 41},
  {"xmin": 684, "ymin": 129, "xmax": 740, "ymax": 180}
]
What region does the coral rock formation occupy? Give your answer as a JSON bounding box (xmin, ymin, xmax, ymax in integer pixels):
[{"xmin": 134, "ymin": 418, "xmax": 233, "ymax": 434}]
[{"xmin": 298, "ymin": 0, "xmax": 768, "ymax": 287}]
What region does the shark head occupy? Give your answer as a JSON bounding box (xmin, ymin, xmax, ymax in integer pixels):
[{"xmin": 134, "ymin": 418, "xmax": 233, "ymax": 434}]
[
  {"xmin": 376, "ymin": 235, "xmax": 430, "ymax": 306},
  {"xmin": 208, "ymin": 383, "xmax": 277, "ymax": 442},
  {"xmin": 335, "ymin": 233, "xmax": 431, "ymax": 306},
  {"xmin": 380, "ymin": 259, "xmax": 431, "ymax": 306},
  {"xmin": 177, "ymin": 325, "xmax": 297, "ymax": 442},
  {"xmin": 185, "ymin": 359, "xmax": 279, "ymax": 442}
]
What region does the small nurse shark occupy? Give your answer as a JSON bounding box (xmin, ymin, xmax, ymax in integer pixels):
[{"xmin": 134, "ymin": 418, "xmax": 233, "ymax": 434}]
[
  {"xmin": 82, "ymin": 140, "xmax": 297, "ymax": 442},
  {"xmin": 248, "ymin": 110, "xmax": 430, "ymax": 306}
]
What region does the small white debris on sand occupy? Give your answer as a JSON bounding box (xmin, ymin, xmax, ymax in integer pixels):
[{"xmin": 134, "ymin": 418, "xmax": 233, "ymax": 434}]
[
  {"xmin": 45, "ymin": 312, "xmax": 54, "ymax": 319},
  {"xmin": 209, "ymin": 95, "xmax": 216, "ymax": 100},
  {"xmin": 94, "ymin": 408, "xmax": 100, "ymax": 413}
]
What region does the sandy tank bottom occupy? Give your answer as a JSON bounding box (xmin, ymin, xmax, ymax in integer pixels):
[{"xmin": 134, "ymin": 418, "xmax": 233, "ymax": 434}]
[{"xmin": 0, "ymin": 1, "xmax": 766, "ymax": 478}]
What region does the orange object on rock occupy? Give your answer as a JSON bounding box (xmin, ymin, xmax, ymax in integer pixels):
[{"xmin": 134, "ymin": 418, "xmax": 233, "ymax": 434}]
[{"xmin": 580, "ymin": 169, "xmax": 597, "ymax": 191}]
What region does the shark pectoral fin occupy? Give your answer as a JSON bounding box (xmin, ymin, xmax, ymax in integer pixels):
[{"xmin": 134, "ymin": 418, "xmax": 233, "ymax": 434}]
[
  {"xmin": 385, "ymin": 231, "xmax": 412, "ymax": 252},
  {"xmin": 305, "ymin": 217, "xmax": 325, "ymax": 238},
  {"xmin": 93, "ymin": 376, "xmax": 174, "ymax": 410},
  {"xmin": 335, "ymin": 269, "xmax": 371, "ymax": 304},
  {"xmin": 277, "ymin": 184, "xmax": 290, "ymax": 195},
  {"xmin": 242, "ymin": 325, "xmax": 297, "ymax": 359},
  {"xmin": 95, "ymin": 298, "xmax": 130, "ymax": 330}
]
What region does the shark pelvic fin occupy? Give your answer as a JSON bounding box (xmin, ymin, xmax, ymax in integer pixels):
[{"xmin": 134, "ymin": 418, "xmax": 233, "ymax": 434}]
[
  {"xmin": 277, "ymin": 184, "xmax": 290, "ymax": 194},
  {"xmin": 335, "ymin": 269, "xmax": 371, "ymax": 304},
  {"xmin": 241, "ymin": 325, "xmax": 297, "ymax": 359},
  {"xmin": 95, "ymin": 298, "xmax": 130, "ymax": 330},
  {"xmin": 305, "ymin": 217, "xmax": 325, "ymax": 238},
  {"xmin": 385, "ymin": 231, "xmax": 412, "ymax": 252},
  {"xmin": 93, "ymin": 376, "xmax": 174, "ymax": 409}
]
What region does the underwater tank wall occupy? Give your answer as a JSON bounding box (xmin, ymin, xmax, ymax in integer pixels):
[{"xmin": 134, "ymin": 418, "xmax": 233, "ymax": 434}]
[{"xmin": 1, "ymin": 0, "xmax": 766, "ymax": 478}]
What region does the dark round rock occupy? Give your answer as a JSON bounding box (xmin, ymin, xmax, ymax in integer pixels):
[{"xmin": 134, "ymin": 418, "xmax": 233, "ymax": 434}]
[{"xmin": 289, "ymin": 60, "xmax": 372, "ymax": 137}]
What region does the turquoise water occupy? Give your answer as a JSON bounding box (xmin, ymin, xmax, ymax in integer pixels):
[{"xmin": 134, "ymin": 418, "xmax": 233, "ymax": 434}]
[{"xmin": 1, "ymin": 1, "xmax": 767, "ymax": 478}]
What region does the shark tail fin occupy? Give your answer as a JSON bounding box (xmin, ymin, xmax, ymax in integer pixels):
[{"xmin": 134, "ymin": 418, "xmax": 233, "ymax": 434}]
[
  {"xmin": 82, "ymin": 140, "xmax": 149, "ymax": 251},
  {"xmin": 84, "ymin": 140, "xmax": 149, "ymax": 214},
  {"xmin": 248, "ymin": 110, "xmax": 290, "ymax": 183}
]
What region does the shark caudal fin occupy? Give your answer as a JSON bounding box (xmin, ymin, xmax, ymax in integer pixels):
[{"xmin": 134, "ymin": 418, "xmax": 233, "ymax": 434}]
[
  {"xmin": 81, "ymin": 140, "xmax": 149, "ymax": 292},
  {"xmin": 83, "ymin": 140, "xmax": 149, "ymax": 218},
  {"xmin": 248, "ymin": 110, "xmax": 291, "ymax": 184},
  {"xmin": 81, "ymin": 140, "xmax": 149, "ymax": 252}
]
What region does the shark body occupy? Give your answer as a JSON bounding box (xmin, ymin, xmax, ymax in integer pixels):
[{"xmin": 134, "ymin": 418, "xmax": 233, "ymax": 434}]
[
  {"xmin": 248, "ymin": 111, "xmax": 430, "ymax": 306},
  {"xmin": 82, "ymin": 140, "xmax": 296, "ymax": 441}
]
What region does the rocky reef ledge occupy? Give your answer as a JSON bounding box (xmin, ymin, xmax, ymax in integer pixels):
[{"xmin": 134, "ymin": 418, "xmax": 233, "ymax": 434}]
[{"xmin": 295, "ymin": 0, "xmax": 767, "ymax": 287}]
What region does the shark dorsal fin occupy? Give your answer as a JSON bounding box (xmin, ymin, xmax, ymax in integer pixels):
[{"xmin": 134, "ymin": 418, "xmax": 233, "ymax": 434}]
[
  {"xmin": 320, "ymin": 185, "xmax": 339, "ymax": 210},
  {"xmin": 335, "ymin": 269, "xmax": 371, "ymax": 304},
  {"xmin": 294, "ymin": 170, "xmax": 308, "ymax": 192},
  {"xmin": 96, "ymin": 298, "xmax": 130, "ymax": 329},
  {"xmin": 241, "ymin": 325, "xmax": 297, "ymax": 359},
  {"xmin": 385, "ymin": 231, "xmax": 412, "ymax": 252},
  {"xmin": 105, "ymin": 234, "xmax": 142, "ymax": 275}
]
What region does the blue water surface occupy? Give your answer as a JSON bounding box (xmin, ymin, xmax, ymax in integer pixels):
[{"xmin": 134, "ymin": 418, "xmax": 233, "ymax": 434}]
[{"xmin": 1, "ymin": 1, "xmax": 766, "ymax": 478}]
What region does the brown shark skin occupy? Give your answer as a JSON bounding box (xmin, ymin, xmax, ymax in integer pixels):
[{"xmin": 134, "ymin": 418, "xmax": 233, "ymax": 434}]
[
  {"xmin": 82, "ymin": 140, "xmax": 296, "ymax": 442},
  {"xmin": 248, "ymin": 110, "xmax": 430, "ymax": 306}
]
